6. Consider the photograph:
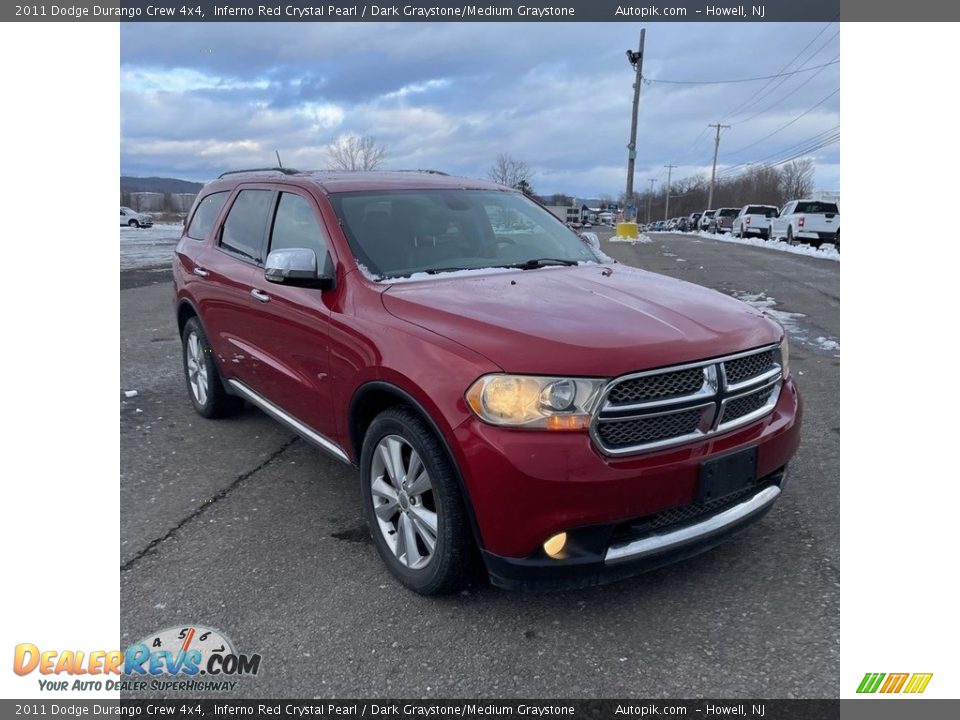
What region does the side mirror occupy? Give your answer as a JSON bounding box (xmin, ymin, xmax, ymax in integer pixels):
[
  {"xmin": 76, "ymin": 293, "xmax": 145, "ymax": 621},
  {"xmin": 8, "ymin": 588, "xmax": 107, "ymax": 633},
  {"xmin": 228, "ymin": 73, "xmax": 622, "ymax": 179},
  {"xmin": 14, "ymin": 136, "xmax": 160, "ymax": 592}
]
[{"xmin": 264, "ymin": 248, "xmax": 335, "ymax": 290}]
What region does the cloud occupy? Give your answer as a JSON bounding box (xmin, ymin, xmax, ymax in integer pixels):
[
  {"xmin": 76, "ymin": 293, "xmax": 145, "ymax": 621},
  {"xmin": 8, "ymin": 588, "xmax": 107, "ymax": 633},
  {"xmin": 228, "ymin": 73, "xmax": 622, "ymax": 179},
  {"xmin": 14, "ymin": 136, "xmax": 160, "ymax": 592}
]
[{"xmin": 120, "ymin": 22, "xmax": 840, "ymax": 195}]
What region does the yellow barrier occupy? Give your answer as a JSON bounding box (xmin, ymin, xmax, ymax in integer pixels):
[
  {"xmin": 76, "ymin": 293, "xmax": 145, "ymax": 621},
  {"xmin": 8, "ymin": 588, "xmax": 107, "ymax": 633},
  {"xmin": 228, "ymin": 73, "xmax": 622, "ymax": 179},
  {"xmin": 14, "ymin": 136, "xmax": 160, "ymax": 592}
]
[{"xmin": 615, "ymin": 222, "xmax": 639, "ymax": 238}]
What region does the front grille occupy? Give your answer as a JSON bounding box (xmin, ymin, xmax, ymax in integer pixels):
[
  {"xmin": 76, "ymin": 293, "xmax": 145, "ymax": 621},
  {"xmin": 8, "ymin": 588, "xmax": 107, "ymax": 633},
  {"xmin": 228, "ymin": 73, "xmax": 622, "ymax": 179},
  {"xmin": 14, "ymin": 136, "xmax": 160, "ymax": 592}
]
[
  {"xmin": 596, "ymin": 409, "xmax": 703, "ymax": 450},
  {"xmin": 606, "ymin": 366, "xmax": 704, "ymax": 406},
  {"xmin": 722, "ymin": 383, "xmax": 778, "ymax": 425},
  {"xmin": 725, "ymin": 349, "xmax": 775, "ymax": 385},
  {"xmin": 592, "ymin": 345, "xmax": 782, "ymax": 455}
]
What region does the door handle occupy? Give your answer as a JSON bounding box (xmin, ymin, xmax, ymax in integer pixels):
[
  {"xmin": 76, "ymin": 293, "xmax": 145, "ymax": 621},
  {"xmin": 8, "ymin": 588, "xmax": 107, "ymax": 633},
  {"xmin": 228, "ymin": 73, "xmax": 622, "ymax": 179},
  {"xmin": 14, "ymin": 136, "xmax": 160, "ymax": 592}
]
[
  {"xmin": 250, "ymin": 288, "xmax": 270, "ymax": 303},
  {"xmin": 193, "ymin": 266, "xmax": 209, "ymax": 277}
]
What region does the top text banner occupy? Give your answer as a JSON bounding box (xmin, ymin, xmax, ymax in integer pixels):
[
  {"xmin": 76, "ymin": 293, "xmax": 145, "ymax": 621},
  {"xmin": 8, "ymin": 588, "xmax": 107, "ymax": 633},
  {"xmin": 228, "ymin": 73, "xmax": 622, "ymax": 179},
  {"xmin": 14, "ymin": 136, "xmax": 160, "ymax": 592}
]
[{"xmin": 7, "ymin": 1, "xmax": 849, "ymax": 23}]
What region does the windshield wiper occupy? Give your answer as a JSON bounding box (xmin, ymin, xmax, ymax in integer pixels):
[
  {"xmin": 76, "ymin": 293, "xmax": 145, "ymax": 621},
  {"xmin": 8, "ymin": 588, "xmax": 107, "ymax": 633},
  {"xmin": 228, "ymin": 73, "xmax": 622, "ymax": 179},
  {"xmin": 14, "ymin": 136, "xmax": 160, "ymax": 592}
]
[
  {"xmin": 421, "ymin": 266, "xmax": 475, "ymax": 275},
  {"xmin": 503, "ymin": 258, "xmax": 579, "ymax": 270}
]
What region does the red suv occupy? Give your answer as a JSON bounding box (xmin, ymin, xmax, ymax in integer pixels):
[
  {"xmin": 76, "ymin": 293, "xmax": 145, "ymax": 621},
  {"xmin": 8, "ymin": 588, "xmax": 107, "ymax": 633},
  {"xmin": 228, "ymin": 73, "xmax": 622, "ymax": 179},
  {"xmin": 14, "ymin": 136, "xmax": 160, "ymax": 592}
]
[{"xmin": 173, "ymin": 169, "xmax": 802, "ymax": 594}]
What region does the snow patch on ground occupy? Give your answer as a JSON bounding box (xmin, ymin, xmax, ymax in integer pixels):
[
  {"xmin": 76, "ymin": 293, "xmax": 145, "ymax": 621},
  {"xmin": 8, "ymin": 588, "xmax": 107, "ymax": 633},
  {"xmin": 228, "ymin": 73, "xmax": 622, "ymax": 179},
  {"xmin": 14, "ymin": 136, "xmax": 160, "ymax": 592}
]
[
  {"xmin": 120, "ymin": 223, "xmax": 182, "ymax": 270},
  {"xmin": 698, "ymin": 231, "xmax": 839, "ymax": 262},
  {"xmin": 733, "ymin": 290, "xmax": 839, "ymax": 353}
]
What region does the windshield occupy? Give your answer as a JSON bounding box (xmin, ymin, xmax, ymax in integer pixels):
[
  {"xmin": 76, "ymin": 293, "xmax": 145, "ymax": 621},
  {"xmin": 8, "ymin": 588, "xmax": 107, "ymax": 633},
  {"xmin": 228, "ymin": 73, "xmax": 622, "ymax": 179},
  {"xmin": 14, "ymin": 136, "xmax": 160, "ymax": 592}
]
[{"xmin": 328, "ymin": 189, "xmax": 601, "ymax": 279}]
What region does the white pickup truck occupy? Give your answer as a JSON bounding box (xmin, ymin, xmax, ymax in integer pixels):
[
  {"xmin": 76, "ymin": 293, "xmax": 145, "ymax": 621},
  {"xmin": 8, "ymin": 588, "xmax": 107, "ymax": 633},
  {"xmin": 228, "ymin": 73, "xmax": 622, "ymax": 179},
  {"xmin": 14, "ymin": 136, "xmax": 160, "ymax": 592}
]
[
  {"xmin": 732, "ymin": 204, "xmax": 779, "ymax": 239},
  {"xmin": 769, "ymin": 199, "xmax": 839, "ymax": 248}
]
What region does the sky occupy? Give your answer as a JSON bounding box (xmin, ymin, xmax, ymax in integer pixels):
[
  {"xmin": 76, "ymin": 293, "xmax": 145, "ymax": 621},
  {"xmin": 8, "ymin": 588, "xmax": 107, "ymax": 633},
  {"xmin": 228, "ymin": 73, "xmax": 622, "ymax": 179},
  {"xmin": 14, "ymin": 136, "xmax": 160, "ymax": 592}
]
[{"xmin": 120, "ymin": 22, "xmax": 840, "ymax": 199}]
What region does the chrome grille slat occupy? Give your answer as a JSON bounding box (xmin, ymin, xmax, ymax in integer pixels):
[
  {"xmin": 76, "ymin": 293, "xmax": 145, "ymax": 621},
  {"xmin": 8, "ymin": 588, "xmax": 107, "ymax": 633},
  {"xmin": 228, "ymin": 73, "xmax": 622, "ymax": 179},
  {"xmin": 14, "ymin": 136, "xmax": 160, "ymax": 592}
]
[{"xmin": 591, "ymin": 344, "xmax": 783, "ymax": 456}]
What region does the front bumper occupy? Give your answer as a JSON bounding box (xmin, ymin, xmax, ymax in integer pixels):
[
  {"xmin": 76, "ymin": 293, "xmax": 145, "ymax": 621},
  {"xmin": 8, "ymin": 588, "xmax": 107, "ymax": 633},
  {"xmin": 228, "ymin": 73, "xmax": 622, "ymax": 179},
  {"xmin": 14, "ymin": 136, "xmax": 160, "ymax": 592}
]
[
  {"xmin": 452, "ymin": 378, "xmax": 802, "ymax": 590},
  {"xmin": 484, "ymin": 467, "xmax": 786, "ymax": 591}
]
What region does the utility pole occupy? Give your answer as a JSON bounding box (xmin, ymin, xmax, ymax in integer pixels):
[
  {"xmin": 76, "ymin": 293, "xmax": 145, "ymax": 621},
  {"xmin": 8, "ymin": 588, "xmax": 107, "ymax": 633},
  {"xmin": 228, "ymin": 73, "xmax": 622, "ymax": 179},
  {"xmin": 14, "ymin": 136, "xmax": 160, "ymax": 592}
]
[
  {"xmin": 624, "ymin": 29, "xmax": 645, "ymax": 219},
  {"xmin": 646, "ymin": 178, "xmax": 656, "ymax": 224},
  {"xmin": 706, "ymin": 123, "xmax": 730, "ymax": 211},
  {"xmin": 663, "ymin": 164, "xmax": 677, "ymax": 220}
]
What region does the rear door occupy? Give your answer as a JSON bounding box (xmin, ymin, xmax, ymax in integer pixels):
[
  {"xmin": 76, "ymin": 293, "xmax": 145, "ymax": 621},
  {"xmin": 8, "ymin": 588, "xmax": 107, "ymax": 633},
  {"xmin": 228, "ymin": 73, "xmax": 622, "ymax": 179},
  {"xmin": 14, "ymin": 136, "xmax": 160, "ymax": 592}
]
[
  {"xmin": 244, "ymin": 188, "xmax": 336, "ymax": 440},
  {"xmin": 195, "ymin": 186, "xmax": 275, "ymax": 388}
]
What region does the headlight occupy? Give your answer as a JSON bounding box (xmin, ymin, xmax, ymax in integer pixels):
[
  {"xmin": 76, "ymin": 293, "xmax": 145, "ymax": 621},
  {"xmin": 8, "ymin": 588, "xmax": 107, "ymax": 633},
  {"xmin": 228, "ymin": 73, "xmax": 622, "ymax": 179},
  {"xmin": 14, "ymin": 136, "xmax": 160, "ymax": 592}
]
[
  {"xmin": 777, "ymin": 335, "xmax": 790, "ymax": 379},
  {"xmin": 466, "ymin": 374, "xmax": 606, "ymax": 430}
]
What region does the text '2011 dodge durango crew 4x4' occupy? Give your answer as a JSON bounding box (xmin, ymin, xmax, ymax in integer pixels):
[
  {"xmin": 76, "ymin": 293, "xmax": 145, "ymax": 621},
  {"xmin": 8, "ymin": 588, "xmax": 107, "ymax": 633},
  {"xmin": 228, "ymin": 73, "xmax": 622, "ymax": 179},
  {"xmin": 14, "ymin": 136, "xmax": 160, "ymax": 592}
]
[{"xmin": 173, "ymin": 169, "xmax": 802, "ymax": 594}]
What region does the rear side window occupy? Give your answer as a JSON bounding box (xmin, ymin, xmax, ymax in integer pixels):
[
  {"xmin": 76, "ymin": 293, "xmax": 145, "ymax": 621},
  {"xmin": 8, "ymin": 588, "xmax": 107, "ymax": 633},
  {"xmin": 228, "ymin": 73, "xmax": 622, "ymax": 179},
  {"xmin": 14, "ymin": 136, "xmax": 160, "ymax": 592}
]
[
  {"xmin": 220, "ymin": 190, "xmax": 274, "ymax": 262},
  {"xmin": 187, "ymin": 191, "xmax": 228, "ymax": 241},
  {"xmin": 795, "ymin": 202, "xmax": 839, "ymax": 214},
  {"xmin": 269, "ymin": 193, "xmax": 329, "ymax": 260}
]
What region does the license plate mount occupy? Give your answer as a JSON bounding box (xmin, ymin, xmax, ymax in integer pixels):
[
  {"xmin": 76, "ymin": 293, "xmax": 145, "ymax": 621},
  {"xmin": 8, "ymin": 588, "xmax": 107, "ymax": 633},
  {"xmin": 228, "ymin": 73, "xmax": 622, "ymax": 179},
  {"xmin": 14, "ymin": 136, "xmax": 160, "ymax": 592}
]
[{"xmin": 697, "ymin": 447, "xmax": 758, "ymax": 504}]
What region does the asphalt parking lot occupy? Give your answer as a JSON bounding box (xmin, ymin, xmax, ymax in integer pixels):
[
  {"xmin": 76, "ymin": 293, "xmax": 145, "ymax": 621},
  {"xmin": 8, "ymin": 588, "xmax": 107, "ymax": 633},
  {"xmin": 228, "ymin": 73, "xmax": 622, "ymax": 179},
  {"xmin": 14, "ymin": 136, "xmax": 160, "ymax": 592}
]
[{"xmin": 120, "ymin": 230, "xmax": 839, "ymax": 698}]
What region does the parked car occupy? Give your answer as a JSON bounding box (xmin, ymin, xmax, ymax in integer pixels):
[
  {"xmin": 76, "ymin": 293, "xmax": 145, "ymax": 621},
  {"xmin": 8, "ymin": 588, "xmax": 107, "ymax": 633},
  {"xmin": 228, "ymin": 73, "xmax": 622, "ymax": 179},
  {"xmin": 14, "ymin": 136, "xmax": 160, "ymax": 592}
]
[
  {"xmin": 173, "ymin": 169, "xmax": 801, "ymax": 593},
  {"xmin": 699, "ymin": 210, "xmax": 716, "ymax": 232},
  {"xmin": 120, "ymin": 206, "xmax": 153, "ymax": 228},
  {"xmin": 769, "ymin": 200, "xmax": 840, "ymax": 248},
  {"xmin": 688, "ymin": 212, "xmax": 702, "ymax": 231},
  {"xmin": 711, "ymin": 208, "xmax": 740, "ymax": 234},
  {"xmin": 732, "ymin": 205, "xmax": 779, "ymax": 239}
]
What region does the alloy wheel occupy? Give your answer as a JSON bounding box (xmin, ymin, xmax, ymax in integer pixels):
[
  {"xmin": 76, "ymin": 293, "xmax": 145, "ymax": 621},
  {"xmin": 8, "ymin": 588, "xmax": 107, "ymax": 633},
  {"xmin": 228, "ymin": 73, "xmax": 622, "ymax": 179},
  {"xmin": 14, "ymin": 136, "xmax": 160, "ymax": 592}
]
[
  {"xmin": 185, "ymin": 331, "xmax": 209, "ymax": 406},
  {"xmin": 369, "ymin": 435, "xmax": 438, "ymax": 570}
]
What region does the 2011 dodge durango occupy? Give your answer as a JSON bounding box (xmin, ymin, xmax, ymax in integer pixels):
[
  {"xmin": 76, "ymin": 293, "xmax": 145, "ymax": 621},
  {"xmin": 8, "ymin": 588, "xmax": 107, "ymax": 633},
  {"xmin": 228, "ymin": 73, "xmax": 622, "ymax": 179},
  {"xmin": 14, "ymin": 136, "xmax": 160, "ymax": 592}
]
[{"xmin": 173, "ymin": 169, "xmax": 802, "ymax": 594}]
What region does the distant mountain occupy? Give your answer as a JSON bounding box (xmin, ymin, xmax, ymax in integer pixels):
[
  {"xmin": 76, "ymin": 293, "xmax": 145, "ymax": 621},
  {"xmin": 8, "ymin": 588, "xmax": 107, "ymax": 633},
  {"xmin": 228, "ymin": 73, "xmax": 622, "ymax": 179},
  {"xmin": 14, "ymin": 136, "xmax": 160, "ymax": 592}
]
[{"xmin": 120, "ymin": 176, "xmax": 204, "ymax": 194}]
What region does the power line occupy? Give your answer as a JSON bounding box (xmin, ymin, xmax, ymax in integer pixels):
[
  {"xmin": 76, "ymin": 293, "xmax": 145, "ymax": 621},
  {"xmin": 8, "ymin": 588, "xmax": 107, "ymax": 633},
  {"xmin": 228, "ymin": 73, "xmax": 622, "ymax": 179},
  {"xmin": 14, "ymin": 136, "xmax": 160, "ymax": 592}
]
[
  {"xmin": 726, "ymin": 30, "xmax": 839, "ymax": 122},
  {"xmin": 722, "ymin": 88, "xmax": 839, "ymax": 158},
  {"xmin": 735, "ymin": 53, "xmax": 839, "ymax": 126},
  {"xmin": 645, "ymin": 59, "xmax": 838, "ymax": 86},
  {"xmin": 719, "ymin": 132, "xmax": 840, "ymax": 180},
  {"xmin": 718, "ymin": 126, "xmax": 840, "ymax": 177},
  {"xmin": 719, "ymin": 18, "xmax": 837, "ymax": 122}
]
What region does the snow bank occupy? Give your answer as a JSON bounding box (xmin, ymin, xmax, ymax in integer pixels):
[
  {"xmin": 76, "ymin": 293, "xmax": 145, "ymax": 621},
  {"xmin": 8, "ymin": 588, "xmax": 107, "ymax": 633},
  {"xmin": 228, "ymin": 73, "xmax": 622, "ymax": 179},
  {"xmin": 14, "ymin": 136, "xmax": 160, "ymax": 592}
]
[
  {"xmin": 609, "ymin": 233, "xmax": 653, "ymax": 244},
  {"xmin": 698, "ymin": 231, "xmax": 839, "ymax": 262}
]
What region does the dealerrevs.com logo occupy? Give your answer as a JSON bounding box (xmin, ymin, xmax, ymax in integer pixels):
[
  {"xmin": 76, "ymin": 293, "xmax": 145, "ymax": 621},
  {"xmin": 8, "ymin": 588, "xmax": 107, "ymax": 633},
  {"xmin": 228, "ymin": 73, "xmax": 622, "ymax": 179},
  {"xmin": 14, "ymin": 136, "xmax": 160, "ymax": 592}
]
[
  {"xmin": 13, "ymin": 625, "xmax": 261, "ymax": 692},
  {"xmin": 857, "ymin": 672, "xmax": 933, "ymax": 694}
]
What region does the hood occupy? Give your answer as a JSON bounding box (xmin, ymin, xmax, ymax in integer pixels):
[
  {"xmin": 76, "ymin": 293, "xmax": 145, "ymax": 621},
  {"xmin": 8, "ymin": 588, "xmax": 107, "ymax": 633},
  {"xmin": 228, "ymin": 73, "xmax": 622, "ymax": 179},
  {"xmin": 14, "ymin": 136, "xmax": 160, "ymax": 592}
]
[{"xmin": 381, "ymin": 264, "xmax": 782, "ymax": 377}]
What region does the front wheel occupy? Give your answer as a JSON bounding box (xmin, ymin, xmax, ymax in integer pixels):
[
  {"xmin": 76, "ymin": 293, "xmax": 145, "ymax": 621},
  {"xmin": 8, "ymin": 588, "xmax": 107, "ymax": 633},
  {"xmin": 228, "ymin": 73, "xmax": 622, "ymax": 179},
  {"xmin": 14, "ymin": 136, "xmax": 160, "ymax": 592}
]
[
  {"xmin": 128, "ymin": 219, "xmax": 140, "ymax": 228},
  {"xmin": 361, "ymin": 407, "xmax": 479, "ymax": 594}
]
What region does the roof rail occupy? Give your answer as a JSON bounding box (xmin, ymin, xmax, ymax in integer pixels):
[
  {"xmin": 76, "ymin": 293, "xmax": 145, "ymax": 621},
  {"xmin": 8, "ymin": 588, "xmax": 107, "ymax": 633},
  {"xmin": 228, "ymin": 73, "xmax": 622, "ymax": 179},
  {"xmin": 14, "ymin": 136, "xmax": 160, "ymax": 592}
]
[
  {"xmin": 218, "ymin": 167, "xmax": 300, "ymax": 179},
  {"xmin": 396, "ymin": 169, "xmax": 450, "ymax": 176}
]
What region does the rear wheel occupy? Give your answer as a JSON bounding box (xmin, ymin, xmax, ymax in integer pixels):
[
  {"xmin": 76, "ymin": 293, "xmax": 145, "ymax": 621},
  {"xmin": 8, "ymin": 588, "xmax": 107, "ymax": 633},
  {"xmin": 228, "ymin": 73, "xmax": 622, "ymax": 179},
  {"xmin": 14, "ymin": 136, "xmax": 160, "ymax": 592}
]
[
  {"xmin": 361, "ymin": 407, "xmax": 479, "ymax": 595},
  {"xmin": 181, "ymin": 317, "xmax": 244, "ymax": 418},
  {"xmin": 786, "ymin": 226, "xmax": 794, "ymax": 244}
]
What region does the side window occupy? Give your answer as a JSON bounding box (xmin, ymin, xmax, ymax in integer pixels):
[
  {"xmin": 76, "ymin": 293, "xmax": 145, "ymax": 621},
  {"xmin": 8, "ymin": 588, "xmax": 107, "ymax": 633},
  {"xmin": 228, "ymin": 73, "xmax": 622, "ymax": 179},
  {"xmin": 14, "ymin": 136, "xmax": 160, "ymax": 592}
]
[
  {"xmin": 187, "ymin": 191, "xmax": 228, "ymax": 241},
  {"xmin": 268, "ymin": 193, "xmax": 329, "ymax": 260},
  {"xmin": 220, "ymin": 190, "xmax": 273, "ymax": 262}
]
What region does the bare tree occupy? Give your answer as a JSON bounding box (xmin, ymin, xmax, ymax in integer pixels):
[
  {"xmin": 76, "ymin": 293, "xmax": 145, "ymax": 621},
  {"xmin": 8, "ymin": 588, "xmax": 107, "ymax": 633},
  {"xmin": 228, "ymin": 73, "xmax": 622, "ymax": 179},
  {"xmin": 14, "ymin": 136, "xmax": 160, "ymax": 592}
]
[
  {"xmin": 488, "ymin": 153, "xmax": 533, "ymax": 190},
  {"xmin": 778, "ymin": 158, "xmax": 815, "ymax": 201},
  {"xmin": 326, "ymin": 134, "xmax": 387, "ymax": 171}
]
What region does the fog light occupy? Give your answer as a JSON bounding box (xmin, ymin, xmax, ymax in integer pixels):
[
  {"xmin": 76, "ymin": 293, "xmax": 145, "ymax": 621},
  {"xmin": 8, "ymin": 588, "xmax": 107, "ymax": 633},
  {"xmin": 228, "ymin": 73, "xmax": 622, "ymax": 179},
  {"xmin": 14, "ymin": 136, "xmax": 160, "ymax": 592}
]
[{"xmin": 543, "ymin": 532, "xmax": 567, "ymax": 559}]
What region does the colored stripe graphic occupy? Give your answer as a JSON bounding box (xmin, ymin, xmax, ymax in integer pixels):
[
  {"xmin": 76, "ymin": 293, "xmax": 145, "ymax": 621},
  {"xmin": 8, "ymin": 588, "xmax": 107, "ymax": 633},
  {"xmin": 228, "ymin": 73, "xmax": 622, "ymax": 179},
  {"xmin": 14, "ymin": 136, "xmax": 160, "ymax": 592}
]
[
  {"xmin": 857, "ymin": 673, "xmax": 885, "ymax": 693},
  {"xmin": 880, "ymin": 673, "xmax": 909, "ymax": 693},
  {"xmin": 903, "ymin": 673, "xmax": 933, "ymax": 694}
]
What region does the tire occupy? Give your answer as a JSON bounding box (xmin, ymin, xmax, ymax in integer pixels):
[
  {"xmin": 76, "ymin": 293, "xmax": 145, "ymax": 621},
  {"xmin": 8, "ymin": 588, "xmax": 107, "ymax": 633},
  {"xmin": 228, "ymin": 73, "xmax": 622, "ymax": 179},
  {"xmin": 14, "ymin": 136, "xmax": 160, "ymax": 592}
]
[
  {"xmin": 786, "ymin": 226, "xmax": 794, "ymax": 244},
  {"xmin": 181, "ymin": 316, "xmax": 244, "ymax": 418},
  {"xmin": 361, "ymin": 406, "xmax": 479, "ymax": 595},
  {"xmin": 128, "ymin": 219, "xmax": 140, "ymax": 228}
]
